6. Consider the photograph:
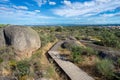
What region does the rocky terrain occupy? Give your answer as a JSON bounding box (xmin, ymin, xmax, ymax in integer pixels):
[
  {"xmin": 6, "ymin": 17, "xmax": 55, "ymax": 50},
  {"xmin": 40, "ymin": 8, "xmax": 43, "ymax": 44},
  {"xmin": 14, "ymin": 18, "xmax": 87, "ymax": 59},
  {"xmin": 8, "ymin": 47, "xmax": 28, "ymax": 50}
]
[
  {"xmin": 0, "ymin": 26, "xmax": 41, "ymax": 60},
  {"xmin": 0, "ymin": 26, "xmax": 120, "ymax": 80}
]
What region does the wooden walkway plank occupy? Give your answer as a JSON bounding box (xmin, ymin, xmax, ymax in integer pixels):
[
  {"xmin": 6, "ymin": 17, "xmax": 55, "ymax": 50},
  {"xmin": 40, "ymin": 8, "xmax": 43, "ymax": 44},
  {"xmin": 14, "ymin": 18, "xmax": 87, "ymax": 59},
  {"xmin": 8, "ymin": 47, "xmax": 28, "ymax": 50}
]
[{"xmin": 48, "ymin": 41, "xmax": 95, "ymax": 80}]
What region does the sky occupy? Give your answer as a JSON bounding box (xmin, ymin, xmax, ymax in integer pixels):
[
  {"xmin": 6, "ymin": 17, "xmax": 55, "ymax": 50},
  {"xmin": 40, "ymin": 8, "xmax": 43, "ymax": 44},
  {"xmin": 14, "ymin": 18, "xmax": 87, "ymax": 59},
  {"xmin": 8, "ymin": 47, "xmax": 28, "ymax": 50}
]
[{"xmin": 0, "ymin": 0, "xmax": 120, "ymax": 25}]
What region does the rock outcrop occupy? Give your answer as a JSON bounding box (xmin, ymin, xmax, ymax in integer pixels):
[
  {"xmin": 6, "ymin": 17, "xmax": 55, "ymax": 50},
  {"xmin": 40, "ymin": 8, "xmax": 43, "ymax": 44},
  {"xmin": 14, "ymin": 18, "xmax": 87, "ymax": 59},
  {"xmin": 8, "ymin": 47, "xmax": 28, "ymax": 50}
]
[
  {"xmin": 61, "ymin": 40, "xmax": 80, "ymax": 49},
  {"xmin": 0, "ymin": 29, "xmax": 6, "ymax": 47},
  {"xmin": 0, "ymin": 26, "xmax": 41, "ymax": 59}
]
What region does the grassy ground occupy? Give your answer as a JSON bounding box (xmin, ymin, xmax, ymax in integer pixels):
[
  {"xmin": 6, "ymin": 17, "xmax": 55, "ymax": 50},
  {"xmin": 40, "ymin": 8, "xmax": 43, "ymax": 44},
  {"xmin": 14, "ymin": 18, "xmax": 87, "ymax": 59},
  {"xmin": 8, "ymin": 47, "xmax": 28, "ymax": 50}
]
[
  {"xmin": 58, "ymin": 40, "xmax": 120, "ymax": 80},
  {"xmin": 0, "ymin": 41, "xmax": 61, "ymax": 80},
  {"xmin": 36, "ymin": 41, "xmax": 61, "ymax": 80}
]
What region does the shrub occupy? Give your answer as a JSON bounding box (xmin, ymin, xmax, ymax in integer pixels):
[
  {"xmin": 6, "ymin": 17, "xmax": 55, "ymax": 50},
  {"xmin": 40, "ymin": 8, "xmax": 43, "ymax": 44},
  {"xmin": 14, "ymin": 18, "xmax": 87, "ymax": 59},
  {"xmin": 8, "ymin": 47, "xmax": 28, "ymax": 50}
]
[
  {"xmin": 71, "ymin": 53, "xmax": 82, "ymax": 63},
  {"xmin": 16, "ymin": 60, "xmax": 30, "ymax": 76},
  {"xmin": 93, "ymin": 41, "xmax": 104, "ymax": 46},
  {"xmin": 100, "ymin": 31, "xmax": 120, "ymax": 48},
  {"xmin": 85, "ymin": 47, "xmax": 97, "ymax": 56},
  {"xmin": 71, "ymin": 46, "xmax": 83, "ymax": 63},
  {"xmin": 9, "ymin": 59, "xmax": 17, "ymax": 70},
  {"xmin": 71, "ymin": 46, "xmax": 83, "ymax": 53},
  {"xmin": 40, "ymin": 33, "xmax": 56, "ymax": 47},
  {"xmin": 0, "ymin": 58, "xmax": 3, "ymax": 64},
  {"xmin": 55, "ymin": 26, "xmax": 63, "ymax": 32},
  {"xmin": 46, "ymin": 66, "xmax": 55, "ymax": 78},
  {"xmin": 70, "ymin": 46, "xmax": 97, "ymax": 63},
  {"xmin": 117, "ymin": 58, "xmax": 120, "ymax": 66},
  {"xmin": 96, "ymin": 59, "xmax": 115, "ymax": 79},
  {"xmin": 32, "ymin": 50, "xmax": 41, "ymax": 59},
  {"xmin": 75, "ymin": 36, "xmax": 81, "ymax": 40}
]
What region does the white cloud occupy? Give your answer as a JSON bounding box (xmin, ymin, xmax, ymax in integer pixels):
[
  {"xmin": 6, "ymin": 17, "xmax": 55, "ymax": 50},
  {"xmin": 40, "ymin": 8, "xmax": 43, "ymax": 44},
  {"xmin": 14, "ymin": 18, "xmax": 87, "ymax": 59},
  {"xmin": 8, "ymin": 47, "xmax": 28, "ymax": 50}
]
[
  {"xmin": 96, "ymin": 0, "xmax": 111, "ymax": 3},
  {"xmin": 13, "ymin": 5, "xmax": 28, "ymax": 10},
  {"xmin": 34, "ymin": 0, "xmax": 57, "ymax": 6},
  {"xmin": 62, "ymin": 0, "xmax": 71, "ymax": 6},
  {"xmin": 34, "ymin": 0, "xmax": 47, "ymax": 7},
  {"xmin": 0, "ymin": 6, "xmax": 8, "ymax": 10},
  {"xmin": 0, "ymin": 0, "xmax": 9, "ymax": 2},
  {"xmin": 53, "ymin": 0, "xmax": 120, "ymax": 17},
  {"xmin": 102, "ymin": 14, "xmax": 115, "ymax": 17},
  {"xmin": 34, "ymin": 10, "xmax": 40, "ymax": 12},
  {"xmin": 49, "ymin": 1, "xmax": 56, "ymax": 5},
  {"xmin": 24, "ymin": 2, "xmax": 34, "ymax": 7},
  {"xmin": 101, "ymin": 12, "xmax": 120, "ymax": 17},
  {"xmin": 0, "ymin": 5, "xmax": 54, "ymax": 24}
]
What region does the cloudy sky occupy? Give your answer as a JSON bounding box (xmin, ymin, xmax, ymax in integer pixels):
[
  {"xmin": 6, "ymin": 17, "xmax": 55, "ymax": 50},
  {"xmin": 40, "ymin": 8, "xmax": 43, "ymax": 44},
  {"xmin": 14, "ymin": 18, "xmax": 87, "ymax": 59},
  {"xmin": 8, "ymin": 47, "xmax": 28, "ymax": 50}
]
[{"xmin": 0, "ymin": 0, "xmax": 120, "ymax": 25}]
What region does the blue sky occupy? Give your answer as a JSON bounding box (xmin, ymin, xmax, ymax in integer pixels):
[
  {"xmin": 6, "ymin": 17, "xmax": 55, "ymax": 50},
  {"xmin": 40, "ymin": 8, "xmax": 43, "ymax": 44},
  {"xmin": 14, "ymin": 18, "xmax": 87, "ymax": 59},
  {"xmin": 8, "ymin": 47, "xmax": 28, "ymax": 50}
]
[{"xmin": 0, "ymin": 0, "xmax": 120, "ymax": 25}]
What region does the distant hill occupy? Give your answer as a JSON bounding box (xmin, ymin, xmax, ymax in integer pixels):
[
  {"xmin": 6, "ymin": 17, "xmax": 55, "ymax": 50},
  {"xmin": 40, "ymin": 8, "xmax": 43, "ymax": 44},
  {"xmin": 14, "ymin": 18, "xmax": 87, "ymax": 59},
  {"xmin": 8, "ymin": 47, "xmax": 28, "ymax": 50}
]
[{"xmin": 24, "ymin": 24, "xmax": 120, "ymax": 27}]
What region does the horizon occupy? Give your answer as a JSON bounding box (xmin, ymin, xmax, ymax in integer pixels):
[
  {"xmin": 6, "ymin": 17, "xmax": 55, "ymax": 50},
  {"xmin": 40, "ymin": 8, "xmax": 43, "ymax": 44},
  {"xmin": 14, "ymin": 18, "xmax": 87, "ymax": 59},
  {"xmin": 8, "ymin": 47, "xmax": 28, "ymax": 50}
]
[
  {"xmin": 0, "ymin": 0, "xmax": 120, "ymax": 25},
  {"xmin": 1, "ymin": 23, "xmax": 120, "ymax": 26}
]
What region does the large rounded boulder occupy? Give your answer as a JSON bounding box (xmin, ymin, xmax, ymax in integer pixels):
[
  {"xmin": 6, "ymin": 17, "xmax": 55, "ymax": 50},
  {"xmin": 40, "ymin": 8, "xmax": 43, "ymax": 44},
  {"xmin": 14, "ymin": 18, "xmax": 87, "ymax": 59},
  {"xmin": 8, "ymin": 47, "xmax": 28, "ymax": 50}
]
[
  {"xmin": 0, "ymin": 29, "xmax": 6, "ymax": 47},
  {"xmin": 4, "ymin": 26, "xmax": 41, "ymax": 59}
]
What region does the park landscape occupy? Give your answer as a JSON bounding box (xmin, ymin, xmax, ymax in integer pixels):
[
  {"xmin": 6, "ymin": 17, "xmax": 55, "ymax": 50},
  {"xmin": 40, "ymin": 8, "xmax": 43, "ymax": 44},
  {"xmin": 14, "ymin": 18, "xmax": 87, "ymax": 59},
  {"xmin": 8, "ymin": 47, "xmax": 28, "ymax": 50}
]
[
  {"xmin": 0, "ymin": 0, "xmax": 120, "ymax": 80},
  {"xmin": 0, "ymin": 25, "xmax": 120, "ymax": 80}
]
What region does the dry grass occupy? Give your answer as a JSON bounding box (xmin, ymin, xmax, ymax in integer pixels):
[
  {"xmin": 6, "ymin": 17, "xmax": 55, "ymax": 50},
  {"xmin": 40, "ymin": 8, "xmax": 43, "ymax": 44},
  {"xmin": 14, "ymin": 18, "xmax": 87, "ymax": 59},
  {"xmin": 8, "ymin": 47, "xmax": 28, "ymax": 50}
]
[
  {"xmin": 37, "ymin": 40, "xmax": 62, "ymax": 80},
  {"xmin": 0, "ymin": 40, "xmax": 61, "ymax": 80},
  {"xmin": 58, "ymin": 47, "xmax": 71, "ymax": 55},
  {"xmin": 79, "ymin": 55, "xmax": 98, "ymax": 66},
  {"xmin": 78, "ymin": 56, "xmax": 105, "ymax": 80},
  {"xmin": 40, "ymin": 42, "xmax": 54, "ymax": 65},
  {"xmin": 76, "ymin": 40, "xmax": 86, "ymax": 47}
]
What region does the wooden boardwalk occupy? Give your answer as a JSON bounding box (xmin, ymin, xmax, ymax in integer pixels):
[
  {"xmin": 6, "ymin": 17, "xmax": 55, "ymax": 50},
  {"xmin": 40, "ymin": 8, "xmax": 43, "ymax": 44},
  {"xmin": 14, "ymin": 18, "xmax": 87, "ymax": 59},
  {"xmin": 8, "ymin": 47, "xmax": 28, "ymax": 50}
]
[{"xmin": 48, "ymin": 41, "xmax": 94, "ymax": 80}]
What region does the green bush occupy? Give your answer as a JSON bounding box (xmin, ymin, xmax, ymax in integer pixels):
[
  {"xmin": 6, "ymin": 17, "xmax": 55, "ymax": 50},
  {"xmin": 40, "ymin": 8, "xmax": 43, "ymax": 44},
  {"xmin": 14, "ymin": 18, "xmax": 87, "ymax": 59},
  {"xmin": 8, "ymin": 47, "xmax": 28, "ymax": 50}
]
[
  {"xmin": 9, "ymin": 59, "xmax": 17, "ymax": 70},
  {"xmin": 0, "ymin": 58, "xmax": 3, "ymax": 64},
  {"xmin": 96, "ymin": 59, "xmax": 115, "ymax": 79},
  {"xmin": 55, "ymin": 26, "xmax": 63, "ymax": 32},
  {"xmin": 115, "ymin": 31, "xmax": 120, "ymax": 37},
  {"xmin": 71, "ymin": 46, "xmax": 83, "ymax": 53},
  {"xmin": 71, "ymin": 46, "xmax": 83, "ymax": 63},
  {"xmin": 85, "ymin": 47, "xmax": 97, "ymax": 56},
  {"xmin": 100, "ymin": 31, "xmax": 120, "ymax": 48},
  {"xmin": 117, "ymin": 58, "xmax": 120, "ymax": 66},
  {"xmin": 16, "ymin": 60, "xmax": 30, "ymax": 76},
  {"xmin": 46, "ymin": 66, "xmax": 55, "ymax": 78},
  {"xmin": 40, "ymin": 33, "xmax": 56, "ymax": 47},
  {"xmin": 70, "ymin": 46, "xmax": 97, "ymax": 63},
  {"xmin": 93, "ymin": 41, "xmax": 104, "ymax": 46},
  {"xmin": 0, "ymin": 24, "xmax": 9, "ymax": 28}
]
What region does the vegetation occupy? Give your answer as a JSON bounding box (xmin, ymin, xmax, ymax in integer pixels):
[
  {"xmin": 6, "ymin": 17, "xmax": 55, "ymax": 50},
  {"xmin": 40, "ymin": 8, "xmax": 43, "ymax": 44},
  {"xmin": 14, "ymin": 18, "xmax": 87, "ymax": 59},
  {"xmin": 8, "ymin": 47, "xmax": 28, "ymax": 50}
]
[
  {"xmin": 0, "ymin": 24, "xmax": 9, "ymax": 28},
  {"xmin": 117, "ymin": 58, "xmax": 120, "ymax": 66},
  {"xmin": 100, "ymin": 30, "xmax": 120, "ymax": 48},
  {"xmin": 19, "ymin": 26, "xmax": 120, "ymax": 80},
  {"xmin": 32, "ymin": 26, "xmax": 120, "ymax": 49},
  {"xmin": 0, "ymin": 47, "xmax": 15, "ymax": 62},
  {"xmin": 40, "ymin": 33, "xmax": 56, "ymax": 47},
  {"xmin": 32, "ymin": 27, "xmax": 57, "ymax": 47},
  {"xmin": 0, "ymin": 26, "xmax": 58, "ymax": 80},
  {"xmin": 85, "ymin": 47, "xmax": 97, "ymax": 56},
  {"xmin": 16, "ymin": 60, "xmax": 30, "ymax": 77},
  {"xmin": 71, "ymin": 46, "xmax": 83, "ymax": 63},
  {"xmin": 0, "ymin": 58, "xmax": 3, "ymax": 64},
  {"xmin": 0, "ymin": 25, "xmax": 120, "ymax": 80},
  {"xmin": 96, "ymin": 59, "xmax": 115, "ymax": 79},
  {"xmin": 70, "ymin": 46, "xmax": 96, "ymax": 63}
]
